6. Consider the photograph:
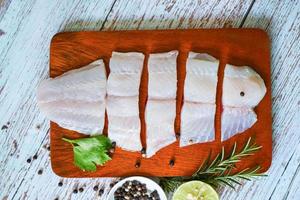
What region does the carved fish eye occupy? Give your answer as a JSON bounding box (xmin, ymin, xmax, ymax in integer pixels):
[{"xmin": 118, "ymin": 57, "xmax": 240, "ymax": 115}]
[{"xmin": 240, "ymin": 91, "xmax": 245, "ymax": 97}]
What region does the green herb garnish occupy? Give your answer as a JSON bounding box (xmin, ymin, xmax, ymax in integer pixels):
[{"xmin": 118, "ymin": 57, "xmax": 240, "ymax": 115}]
[
  {"xmin": 160, "ymin": 137, "xmax": 266, "ymax": 192},
  {"xmin": 62, "ymin": 135, "xmax": 112, "ymax": 172}
]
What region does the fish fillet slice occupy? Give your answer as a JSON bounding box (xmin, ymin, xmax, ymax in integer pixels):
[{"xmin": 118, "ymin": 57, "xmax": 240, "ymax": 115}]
[
  {"xmin": 37, "ymin": 59, "xmax": 107, "ymax": 135},
  {"xmin": 108, "ymin": 52, "xmax": 144, "ymax": 96},
  {"xmin": 184, "ymin": 52, "xmax": 219, "ymax": 103},
  {"xmin": 145, "ymin": 51, "xmax": 178, "ymax": 157},
  {"xmin": 221, "ymin": 64, "xmax": 266, "ymax": 141},
  {"xmin": 180, "ymin": 52, "xmax": 219, "ymax": 147},
  {"xmin": 107, "ymin": 52, "xmax": 144, "ymax": 152},
  {"xmin": 221, "ymin": 107, "xmax": 257, "ymax": 141},
  {"xmin": 148, "ymin": 51, "xmax": 178, "ymax": 99},
  {"xmin": 145, "ymin": 100, "xmax": 176, "ymax": 157},
  {"xmin": 223, "ymin": 64, "xmax": 266, "ymax": 107},
  {"xmin": 180, "ymin": 102, "xmax": 215, "ymax": 147}
]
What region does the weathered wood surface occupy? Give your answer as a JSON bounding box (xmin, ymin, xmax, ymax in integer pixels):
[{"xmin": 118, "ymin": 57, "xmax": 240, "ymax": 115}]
[{"xmin": 0, "ymin": 0, "xmax": 299, "ymax": 199}]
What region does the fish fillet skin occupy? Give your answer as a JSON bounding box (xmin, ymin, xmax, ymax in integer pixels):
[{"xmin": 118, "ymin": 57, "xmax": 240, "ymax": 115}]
[
  {"xmin": 107, "ymin": 52, "xmax": 144, "ymax": 96},
  {"xmin": 180, "ymin": 102, "xmax": 215, "ymax": 147},
  {"xmin": 222, "ymin": 64, "xmax": 267, "ymax": 107},
  {"xmin": 37, "ymin": 59, "xmax": 107, "ymax": 135},
  {"xmin": 221, "ymin": 107, "xmax": 257, "ymax": 141},
  {"xmin": 148, "ymin": 51, "xmax": 178, "ymax": 99},
  {"xmin": 145, "ymin": 99, "xmax": 176, "ymax": 157},
  {"xmin": 184, "ymin": 52, "xmax": 219, "ymax": 103}
]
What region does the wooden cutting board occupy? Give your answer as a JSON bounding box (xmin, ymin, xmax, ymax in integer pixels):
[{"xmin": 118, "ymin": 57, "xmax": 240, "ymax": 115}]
[{"xmin": 50, "ymin": 29, "xmax": 272, "ymax": 177}]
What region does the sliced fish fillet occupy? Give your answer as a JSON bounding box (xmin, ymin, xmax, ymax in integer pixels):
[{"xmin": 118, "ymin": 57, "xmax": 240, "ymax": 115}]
[
  {"xmin": 108, "ymin": 52, "xmax": 144, "ymax": 96},
  {"xmin": 37, "ymin": 59, "xmax": 107, "ymax": 134},
  {"xmin": 180, "ymin": 102, "xmax": 215, "ymax": 147},
  {"xmin": 145, "ymin": 100, "xmax": 176, "ymax": 157},
  {"xmin": 221, "ymin": 64, "xmax": 266, "ymax": 140},
  {"xmin": 221, "ymin": 107, "xmax": 257, "ymax": 141},
  {"xmin": 223, "ymin": 64, "xmax": 266, "ymax": 107},
  {"xmin": 184, "ymin": 52, "xmax": 219, "ymax": 103},
  {"xmin": 180, "ymin": 52, "xmax": 219, "ymax": 147},
  {"xmin": 145, "ymin": 51, "xmax": 178, "ymax": 157},
  {"xmin": 148, "ymin": 51, "xmax": 178, "ymax": 99},
  {"xmin": 107, "ymin": 52, "xmax": 144, "ymax": 152}
]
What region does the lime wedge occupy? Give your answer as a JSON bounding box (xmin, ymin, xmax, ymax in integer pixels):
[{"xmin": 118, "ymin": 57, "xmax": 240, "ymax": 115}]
[{"xmin": 172, "ymin": 181, "xmax": 219, "ymax": 200}]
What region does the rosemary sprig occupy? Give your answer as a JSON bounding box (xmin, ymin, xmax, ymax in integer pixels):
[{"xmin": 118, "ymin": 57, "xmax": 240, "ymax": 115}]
[{"xmin": 160, "ymin": 137, "xmax": 266, "ymax": 193}]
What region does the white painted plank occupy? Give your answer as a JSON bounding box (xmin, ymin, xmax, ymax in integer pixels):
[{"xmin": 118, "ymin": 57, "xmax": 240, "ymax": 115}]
[
  {"xmin": 103, "ymin": 0, "xmax": 253, "ymax": 30},
  {"xmin": 220, "ymin": 0, "xmax": 300, "ymax": 199},
  {"xmin": 0, "ymin": 0, "xmax": 116, "ymax": 199}
]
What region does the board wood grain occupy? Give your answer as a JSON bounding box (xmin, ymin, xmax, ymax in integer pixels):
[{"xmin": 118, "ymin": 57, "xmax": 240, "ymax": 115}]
[{"xmin": 50, "ymin": 29, "xmax": 272, "ymax": 178}]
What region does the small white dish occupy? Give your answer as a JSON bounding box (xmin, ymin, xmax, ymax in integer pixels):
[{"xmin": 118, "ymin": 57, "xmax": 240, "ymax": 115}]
[{"xmin": 107, "ymin": 176, "xmax": 167, "ymax": 200}]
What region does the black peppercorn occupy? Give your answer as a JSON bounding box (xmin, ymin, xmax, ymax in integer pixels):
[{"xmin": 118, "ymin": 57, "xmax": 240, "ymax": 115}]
[
  {"xmin": 135, "ymin": 161, "xmax": 141, "ymax": 168},
  {"xmin": 240, "ymin": 91, "xmax": 245, "ymax": 96},
  {"xmin": 33, "ymin": 154, "xmax": 38, "ymax": 160},
  {"xmin": 98, "ymin": 188, "xmax": 104, "ymax": 196},
  {"xmin": 79, "ymin": 187, "xmax": 84, "ymax": 192},
  {"xmin": 58, "ymin": 181, "xmax": 63, "ymax": 187},
  {"xmin": 141, "ymin": 148, "xmax": 146, "ymax": 157},
  {"xmin": 27, "ymin": 158, "xmax": 31, "ymax": 163},
  {"xmin": 73, "ymin": 189, "xmax": 78, "ymax": 194},
  {"xmin": 93, "ymin": 185, "xmax": 99, "ymax": 191},
  {"xmin": 111, "ymin": 141, "xmax": 116, "ymax": 148},
  {"xmin": 169, "ymin": 159, "xmax": 175, "ymax": 167},
  {"xmin": 38, "ymin": 169, "xmax": 43, "ymax": 175}
]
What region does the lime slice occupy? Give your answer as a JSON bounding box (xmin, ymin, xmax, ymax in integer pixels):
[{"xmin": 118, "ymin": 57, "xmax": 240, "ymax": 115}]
[{"xmin": 172, "ymin": 181, "xmax": 219, "ymax": 200}]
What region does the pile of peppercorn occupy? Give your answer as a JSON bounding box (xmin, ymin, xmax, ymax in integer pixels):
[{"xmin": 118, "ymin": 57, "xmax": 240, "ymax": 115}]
[{"xmin": 114, "ymin": 180, "xmax": 160, "ymax": 200}]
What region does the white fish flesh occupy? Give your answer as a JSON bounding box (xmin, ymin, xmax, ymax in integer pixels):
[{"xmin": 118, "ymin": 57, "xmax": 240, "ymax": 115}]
[
  {"xmin": 107, "ymin": 52, "xmax": 144, "ymax": 96},
  {"xmin": 180, "ymin": 53, "xmax": 219, "ymax": 147},
  {"xmin": 107, "ymin": 52, "xmax": 144, "ymax": 152},
  {"xmin": 221, "ymin": 64, "xmax": 266, "ymax": 141},
  {"xmin": 37, "ymin": 59, "xmax": 107, "ymax": 134},
  {"xmin": 180, "ymin": 102, "xmax": 215, "ymax": 146},
  {"xmin": 145, "ymin": 51, "xmax": 178, "ymax": 157},
  {"xmin": 107, "ymin": 96, "xmax": 141, "ymax": 151},
  {"xmin": 148, "ymin": 51, "xmax": 178, "ymax": 99}
]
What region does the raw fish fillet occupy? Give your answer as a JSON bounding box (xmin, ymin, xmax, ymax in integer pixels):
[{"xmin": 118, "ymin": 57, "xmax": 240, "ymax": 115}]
[
  {"xmin": 37, "ymin": 59, "xmax": 107, "ymax": 134},
  {"xmin": 180, "ymin": 53, "xmax": 219, "ymax": 147},
  {"xmin": 145, "ymin": 51, "xmax": 178, "ymax": 157},
  {"xmin": 184, "ymin": 52, "xmax": 219, "ymax": 103},
  {"xmin": 180, "ymin": 102, "xmax": 215, "ymax": 146},
  {"xmin": 221, "ymin": 107, "xmax": 257, "ymax": 141},
  {"xmin": 223, "ymin": 64, "xmax": 266, "ymax": 107},
  {"xmin": 221, "ymin": 64, "xmax": 266, "ymax": 140},
  {"xmin": 148, "ymin": 51, "xmax": 178, "ymax": 99},
  {"xmin": 145, "ymin": 100, "xmax": 176, "ymax": 157},
  {"xmin": 107, "ymin": 52, "xmax": 144, "ymax": 152},
  {"xmin": 108, "ymin": 52, "xmax": 144, "ymax": 96}
]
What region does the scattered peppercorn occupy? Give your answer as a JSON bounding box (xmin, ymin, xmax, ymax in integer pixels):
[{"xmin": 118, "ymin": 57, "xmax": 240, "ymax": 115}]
[
  {"xmin": 54, "ymin": 198, "xmax": 58, "ymax": 200},
  {"xmin": 141, "ymin": 148, "xmax": 146, "ymax": 157},
  {"xmin": 111, "ymin": 141, "xmax": 116, "ymax": 148},
  {"xmin": 38, "ymin": 169, "xmax": 43, "ymax": 175},
  {"xmin": 169, "ymin": 159, "xmax": 175, "ymax": 167},
  {"xmin": 58, "ymin": 181, "xmax": 63, "ymax": 187},
  {"xmin": 79, "ymin": 187, "xmax": 84, "ymax": 192},
  {"xmin": 36, "ymin": 124, "xmax": 41, "ymax": 129},
  {"xmin": 7, "ymin": 122, "xmax": 10, "ymax": 125},
  {"xmin": 93, "ymin": 185, "xmax": 99, "ymax": 191},
  {"xmin": 73, "ymin": 189, "xmax": 78, "ymax": 194},
  {"xmin": 47, "ymin": 146, "xmax": 50, "ymax": 151},
  {"xmin": 135, "ymin": 161, "xmax": 141, "ymax": 168},
  {"xmin": 27, "ymin": 158, "xmax": 31, "ymax": 163},
  {"xmin": 98, "ymin": 188, "xmax": 104, "ymax": 196},
  {"xmin": 1, "ymin": 125, "xmax": 8, "ymax": 130},
  {"xmin": 33, "ymin": 154, "xmax": 38, "ymax": 160},
  {"xmin": 240, "ymin": 91, "xmax": 245, "ymax": 96}
]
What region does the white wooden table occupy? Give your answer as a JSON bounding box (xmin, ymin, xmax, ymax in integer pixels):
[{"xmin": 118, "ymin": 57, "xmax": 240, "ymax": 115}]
[{"xmin": 0, "ymin": 0, "xmax": 299, "ymax": 199}]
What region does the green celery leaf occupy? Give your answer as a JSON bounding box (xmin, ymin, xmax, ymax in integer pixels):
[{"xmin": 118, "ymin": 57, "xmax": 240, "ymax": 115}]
[{"xmin": 63, "ymin": 135, "xmax": 112, "ymax": 172}]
